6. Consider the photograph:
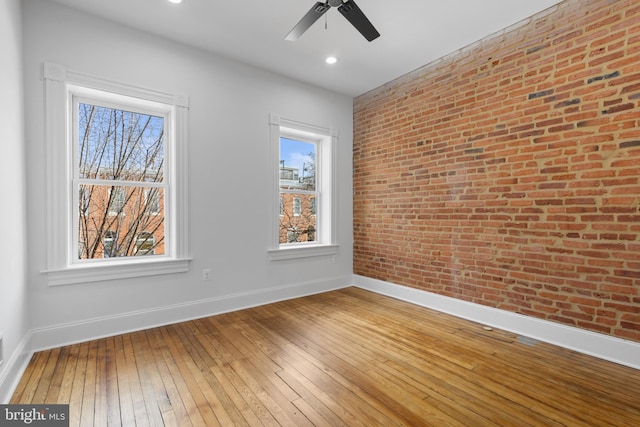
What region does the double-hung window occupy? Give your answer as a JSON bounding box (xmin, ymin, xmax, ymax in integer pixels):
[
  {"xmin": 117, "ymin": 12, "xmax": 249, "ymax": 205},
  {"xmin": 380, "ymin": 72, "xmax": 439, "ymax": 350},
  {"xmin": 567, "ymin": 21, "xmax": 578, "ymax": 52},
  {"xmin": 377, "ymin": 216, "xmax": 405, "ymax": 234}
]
[
  {"xmin": 76, "ymin": 100, "xmax": 165, "ymax": 258},
  {"xmin": 43, "ymin": 62, "xmax": 190, "ymax": 285},
  {"xmin": 268, "ymin": 114, "xmax": 338, "ymax": 260}
]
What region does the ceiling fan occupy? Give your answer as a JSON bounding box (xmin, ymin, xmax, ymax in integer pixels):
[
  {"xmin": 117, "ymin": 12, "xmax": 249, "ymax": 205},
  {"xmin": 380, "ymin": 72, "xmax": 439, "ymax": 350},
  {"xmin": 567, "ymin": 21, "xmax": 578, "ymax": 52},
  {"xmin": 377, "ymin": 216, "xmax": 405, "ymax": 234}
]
[{"xmin": 286, "ymin": 0, "xmax": 380, "ymax": 42}]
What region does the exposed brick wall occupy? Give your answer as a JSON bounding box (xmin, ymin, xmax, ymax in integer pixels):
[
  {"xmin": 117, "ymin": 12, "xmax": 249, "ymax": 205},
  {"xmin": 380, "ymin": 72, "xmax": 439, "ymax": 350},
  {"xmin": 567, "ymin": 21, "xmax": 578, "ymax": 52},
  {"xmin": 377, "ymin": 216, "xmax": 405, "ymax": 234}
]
[{"xmin": 353, "ymin": 0, "xmax": 640, "ymax": 342}]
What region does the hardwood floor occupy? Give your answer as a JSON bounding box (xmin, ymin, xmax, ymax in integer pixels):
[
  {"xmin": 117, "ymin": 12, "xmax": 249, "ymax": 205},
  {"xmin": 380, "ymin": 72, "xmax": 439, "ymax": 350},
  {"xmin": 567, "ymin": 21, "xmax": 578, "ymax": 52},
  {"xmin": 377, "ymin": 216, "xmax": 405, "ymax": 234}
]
[{"xmin": 11, "ymin": 287, "xmax": 640, "ymax": 426}]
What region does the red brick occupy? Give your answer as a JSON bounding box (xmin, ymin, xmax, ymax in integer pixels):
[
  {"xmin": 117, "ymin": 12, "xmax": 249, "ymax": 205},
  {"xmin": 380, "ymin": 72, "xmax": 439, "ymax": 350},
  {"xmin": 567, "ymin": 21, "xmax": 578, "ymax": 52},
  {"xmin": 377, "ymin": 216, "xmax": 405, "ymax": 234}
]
[{"xmin": 354, "ymin": 0, "xmax": 640, "ymax": 343}]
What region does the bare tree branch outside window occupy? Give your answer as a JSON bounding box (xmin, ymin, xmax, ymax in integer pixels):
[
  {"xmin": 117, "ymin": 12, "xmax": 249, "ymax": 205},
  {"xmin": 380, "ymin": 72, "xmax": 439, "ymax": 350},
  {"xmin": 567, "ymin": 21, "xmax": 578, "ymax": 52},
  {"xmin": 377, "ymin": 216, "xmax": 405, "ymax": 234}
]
[{"xmin": 77, "ymin": 103, "xmax": 165, "ymax": 259}]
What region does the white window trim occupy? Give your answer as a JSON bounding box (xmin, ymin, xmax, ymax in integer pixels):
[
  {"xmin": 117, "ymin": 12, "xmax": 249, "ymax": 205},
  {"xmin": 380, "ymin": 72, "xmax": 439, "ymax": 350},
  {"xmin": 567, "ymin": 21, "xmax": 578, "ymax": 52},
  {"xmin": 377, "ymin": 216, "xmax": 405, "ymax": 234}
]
[
  {"xmin": 267, "ymin": 114, "xmax": 339, "ymax": 261},
  {"xmin": 42, "ymin": 62, "xmax": 191, "ymax": 285}
]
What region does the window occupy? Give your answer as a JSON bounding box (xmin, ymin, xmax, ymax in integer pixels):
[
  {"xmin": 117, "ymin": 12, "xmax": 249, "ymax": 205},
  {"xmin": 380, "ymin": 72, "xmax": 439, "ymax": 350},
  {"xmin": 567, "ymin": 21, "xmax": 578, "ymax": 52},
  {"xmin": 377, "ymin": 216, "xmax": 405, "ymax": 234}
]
[
  {"xmin": 280, "ymin": 138, "xmax": 316, "ymax": 241},
  {"xmin": 268, "ymin": 114, "xmax": 338, "ymax": 260},
  {"xmin": 103, "ymin": 231, "xmax": 118, "ymax": 258},
  {"xmin": 135, "ymin": 232, "xmax": 156, "ymax": 255},
  {"xmin": 43, "ymin": 62, "xmax": 190, "ymax": 285},
  {"xmin": 76, "ymin": 99, "xmax": 164, "ymax": 259},
  {"xmin": 79, "ymin": 186, "xmax": 90, "ymax": 216},
  {"xmin": 107, "ymin": 187, "xmax": 126, "ymax": 216},
  {"xmin": 292, "ymin": 197, "xmax": 302, "ymax": 217},
  {"xmin": 145, "ymin": 188, "xmax": 161, "ymax": 215}
]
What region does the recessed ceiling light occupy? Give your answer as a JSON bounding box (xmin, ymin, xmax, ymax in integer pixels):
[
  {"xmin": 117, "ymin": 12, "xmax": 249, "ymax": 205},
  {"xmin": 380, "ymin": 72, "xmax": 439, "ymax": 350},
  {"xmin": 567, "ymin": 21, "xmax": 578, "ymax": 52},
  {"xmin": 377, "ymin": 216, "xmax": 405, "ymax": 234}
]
[
  {"xmin": 325, "ymin": 56, "xmax": 338, "ymax": 65},
  {"xmin": 168, "ymin": 0, "xmax": 183, "ymax": 4}
]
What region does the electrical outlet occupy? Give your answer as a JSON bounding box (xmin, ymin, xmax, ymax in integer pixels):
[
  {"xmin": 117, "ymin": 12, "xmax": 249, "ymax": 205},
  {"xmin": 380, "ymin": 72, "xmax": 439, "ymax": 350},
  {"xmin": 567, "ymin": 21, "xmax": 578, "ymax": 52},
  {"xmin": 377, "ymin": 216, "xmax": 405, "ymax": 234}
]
[{"xmin": 202, "ymin": 269, "xmax": 212, "ymax": 281}]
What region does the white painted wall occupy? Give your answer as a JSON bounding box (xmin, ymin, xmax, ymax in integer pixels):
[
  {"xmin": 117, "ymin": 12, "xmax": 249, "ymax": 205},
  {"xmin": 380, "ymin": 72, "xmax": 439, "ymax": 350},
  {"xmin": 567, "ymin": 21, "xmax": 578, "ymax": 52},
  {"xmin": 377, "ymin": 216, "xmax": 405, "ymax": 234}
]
[
  {"xmin": 22, "ymin": 0, "xmax": 353, "ymax": 346},
  {"xmin": 0, "ymin": 0, "xmax": 30, "ymax": 403}
]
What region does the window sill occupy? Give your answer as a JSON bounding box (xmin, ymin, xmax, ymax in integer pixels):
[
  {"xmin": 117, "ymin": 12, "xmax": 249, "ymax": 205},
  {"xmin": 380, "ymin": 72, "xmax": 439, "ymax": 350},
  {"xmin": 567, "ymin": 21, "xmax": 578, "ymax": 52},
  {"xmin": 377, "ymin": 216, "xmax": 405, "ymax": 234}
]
[
  {"xmin": 268, "ymin": 244, "xmax": 339, "ymax": 261},
  {"xmin": 44, "ymin": 257, "xmax": 192, "ymax": 286}
]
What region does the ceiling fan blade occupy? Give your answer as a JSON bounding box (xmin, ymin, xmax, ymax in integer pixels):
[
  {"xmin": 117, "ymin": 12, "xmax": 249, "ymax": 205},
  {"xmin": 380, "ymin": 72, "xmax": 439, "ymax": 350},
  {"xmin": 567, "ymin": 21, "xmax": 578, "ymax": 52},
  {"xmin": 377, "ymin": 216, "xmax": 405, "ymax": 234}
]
[
  {"xmin": 285, "ymin": 2, "xmax": 330, "ymax": 41},
  {"xmin": 337, "ymin": 0, "xmax": 380, "ymax": 42}
]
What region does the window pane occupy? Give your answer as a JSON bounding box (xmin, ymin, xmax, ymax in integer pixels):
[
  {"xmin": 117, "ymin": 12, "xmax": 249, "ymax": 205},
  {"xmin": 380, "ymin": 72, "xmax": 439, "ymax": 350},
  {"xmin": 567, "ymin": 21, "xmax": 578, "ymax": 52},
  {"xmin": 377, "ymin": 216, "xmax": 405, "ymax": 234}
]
[
  {"xmin": 145, "ymin": 188, "xmax": 161, "ymax": 215},
  {"xmin": 293, "ymin": 197, "xmax": 301, "ymax": 216},
  {"xmin": 279, "ymin": 193, "xmax": 317, "ymax": 244},
  {"xmin": 135, "ymin": 232, "xmax": 156, "ymax": 255},
  {"xmin": 78, "ymin": 184, "xmax": 164, "ymax": 259},
  {"xmin": 103, "ymin": 230, "xmax": 118, "ymax": 258},
  {"xmin": 279, "ymin": 138, "xmax": 316, "ymax": 191},
  {"xmin": 78, "ymin": 103, "xmax": 164, "ymax": 182},
  {"xmin": 108, "ymin": 187, "xmax": 126, "ymax": 216}
]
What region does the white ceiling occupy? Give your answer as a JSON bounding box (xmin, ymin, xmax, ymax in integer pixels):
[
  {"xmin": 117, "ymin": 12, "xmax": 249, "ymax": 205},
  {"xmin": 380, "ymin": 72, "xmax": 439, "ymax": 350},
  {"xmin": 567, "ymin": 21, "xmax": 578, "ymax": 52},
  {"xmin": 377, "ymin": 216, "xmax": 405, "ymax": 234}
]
[{"xmin": 46, "ymin": 0, "xmax": 564, "ymax": 97}]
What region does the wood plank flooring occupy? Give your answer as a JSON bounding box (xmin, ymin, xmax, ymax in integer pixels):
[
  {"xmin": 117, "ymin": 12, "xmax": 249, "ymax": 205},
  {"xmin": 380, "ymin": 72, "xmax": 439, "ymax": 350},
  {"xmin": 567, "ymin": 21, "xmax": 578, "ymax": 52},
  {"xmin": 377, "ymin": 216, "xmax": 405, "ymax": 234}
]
[{"xmin": 10, "ymin": 287, "xmax": 640, "ymax": 426}]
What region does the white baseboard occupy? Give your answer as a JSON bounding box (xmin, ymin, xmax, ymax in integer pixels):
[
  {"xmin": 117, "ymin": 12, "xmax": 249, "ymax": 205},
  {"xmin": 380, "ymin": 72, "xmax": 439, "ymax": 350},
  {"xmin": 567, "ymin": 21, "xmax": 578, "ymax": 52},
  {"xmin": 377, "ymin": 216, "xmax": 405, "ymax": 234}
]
[
  {"xmin": 0, "ymin": 275, "xmax": 350, "ymax": 402},
  {"xmin": 30, "ymin": 275, "xmax": 351, "ymax": 352},
  {"xmin": 0, "ymin": 332, "xmax": 33, "ymax": 404},
  {"xmin": 353, "ymin": 274, "xmax": 640, "ymax": 370},
  {"xmin": 4, "ymin": 273, "xmax": 636, "ymax": 403}
]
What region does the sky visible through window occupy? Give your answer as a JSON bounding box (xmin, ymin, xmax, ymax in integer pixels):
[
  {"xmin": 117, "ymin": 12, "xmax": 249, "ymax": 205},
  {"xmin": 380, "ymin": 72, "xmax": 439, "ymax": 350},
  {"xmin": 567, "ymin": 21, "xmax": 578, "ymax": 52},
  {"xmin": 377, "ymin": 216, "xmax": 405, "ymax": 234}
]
[
  {"xmin": 280, "ymin": 137, "xmax": 314, "ymax": 179},
  {"xmin": 78, "ymin": 103, "xmax": 165, "ymax": 180}
]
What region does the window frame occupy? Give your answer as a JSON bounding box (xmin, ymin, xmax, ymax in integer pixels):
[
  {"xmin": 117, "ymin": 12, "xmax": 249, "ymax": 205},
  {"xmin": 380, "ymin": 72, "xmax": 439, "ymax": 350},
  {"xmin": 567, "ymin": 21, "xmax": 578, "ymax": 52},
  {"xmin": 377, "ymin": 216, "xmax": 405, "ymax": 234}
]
[
  {"xmin": 268, "ymin": 114, "xmax": 339, "ymax": 260},
  {"xmin": 43, "ymin": 62, "xmax": 191, "ymax": 286}
]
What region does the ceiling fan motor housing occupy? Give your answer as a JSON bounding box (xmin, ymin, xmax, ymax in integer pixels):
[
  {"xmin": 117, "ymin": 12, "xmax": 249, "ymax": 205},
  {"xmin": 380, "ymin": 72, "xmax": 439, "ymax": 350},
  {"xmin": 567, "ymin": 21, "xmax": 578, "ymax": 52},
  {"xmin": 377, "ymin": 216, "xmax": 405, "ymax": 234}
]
[{"xmin": 287, "ymin": 0, "xmax": 379, "ymax": 42}]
